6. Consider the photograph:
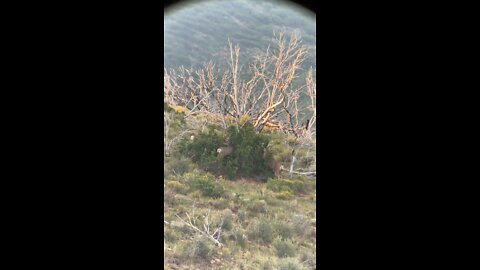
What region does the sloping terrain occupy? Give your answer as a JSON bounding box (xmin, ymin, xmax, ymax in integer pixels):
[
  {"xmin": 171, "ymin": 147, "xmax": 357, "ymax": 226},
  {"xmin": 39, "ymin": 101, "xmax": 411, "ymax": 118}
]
[
  {"xmin": 164, "ymin": 107, "xmax": 316, "ymax": 269},
  {"xmin": 164, "ymin": 0, "xmax": 316, "ymax": 73}
]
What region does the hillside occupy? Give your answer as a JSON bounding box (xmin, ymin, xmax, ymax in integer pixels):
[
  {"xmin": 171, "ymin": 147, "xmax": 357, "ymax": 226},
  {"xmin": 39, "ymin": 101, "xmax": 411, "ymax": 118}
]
[
  {"xmin": 163, "ymin": 106, "xmax": 317, "ymax": 269},
  {"xmin": 164, "ymin": 0, "xmax": 316, "ymax": 74},
  {"xmin": 164, "ymin": 1, "xmax": 316, "ymax": 268}
]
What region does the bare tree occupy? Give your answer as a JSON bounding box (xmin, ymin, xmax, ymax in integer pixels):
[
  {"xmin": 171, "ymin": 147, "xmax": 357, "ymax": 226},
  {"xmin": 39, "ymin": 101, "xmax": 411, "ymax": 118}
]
[
  {"xmin": 164, "ymin": 32, "xmax": 315, "ymax": 139},
  {"xmin": 164, "ymin": 111, "xmax": 191, "ymax": 157}
]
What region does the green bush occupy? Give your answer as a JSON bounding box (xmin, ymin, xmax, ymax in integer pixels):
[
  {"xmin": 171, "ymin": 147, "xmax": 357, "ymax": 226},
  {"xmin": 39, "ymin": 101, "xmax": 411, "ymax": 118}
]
[
  {"xmin": 220, "ymin": 124, "xmax": 272, "ymax": 179},
  {"xmin": 178, "ymin": 128, "xmax": 224, "ymax": 172},
  {"xmin": 247, "ymin": 218, "xmax": 274, "ymax": 244},
  {"xmin": 273, "ymin": 238, "xmax": 296, "ymax": 258},
  {"xmin": 274, "ymin": 222, "xmax": 293, "ymax": 240},
  {"xmin": 234, "ymin": 230, "xmax": 247, "ymax": 249},
  {"xmin": 275, "ymin": 190, "xmax": 294, "ymax": 200},
  {"xmin": 187, "ymin": 174, "xmax": 224, "ymax": 198},
  {"xmin": 166, "ymin": 181, "xmax": 188, "ymax": 195},
  {"xmin": 179, "ymin": 124, "xmax": 276, "ymax": 180},
  {"xmin": 246, "ymin": 199, "xmax": 268, "ymax": 214},
  {"xmin": 178, "ymin": 235, "xmax": 214, "ymax": 261},
  {"xmin": 166, "ymin": 157, "xmax": 192, "ymax": 176},
  {"xmin": 267, "ymin": 178, "xmax": 307, "ymax": 195},
  {"xmin": 220, "ymin": 209, "xmax": 234, "ymax": 231},
  {"xmin": 237, "ymin": 209, "xmax": 248, "ymax": 224},
  {"xmin": 164, "ymin": 227, "xmax": 178, "ymax": 243}
]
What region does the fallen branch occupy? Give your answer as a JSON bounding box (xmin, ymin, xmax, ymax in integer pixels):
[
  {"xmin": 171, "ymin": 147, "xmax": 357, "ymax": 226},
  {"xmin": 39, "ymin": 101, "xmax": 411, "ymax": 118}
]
[
  {"xmin": 175, "ymin": 204, "xmax": 224, "ymax": 248},
  {"xmin": 281, "ymin": 167, "xmax": 316, "ymax": 176}
]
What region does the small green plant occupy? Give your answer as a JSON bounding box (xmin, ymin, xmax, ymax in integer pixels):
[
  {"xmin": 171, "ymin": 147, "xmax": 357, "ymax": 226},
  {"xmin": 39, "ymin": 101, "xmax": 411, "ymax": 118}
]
[
  {"xmin": 273, "ymin": 237, "xmax": 296, "ymax": 258},
  {"xmin": 188, "ymin": 174, "xmax": 224, "ymax": 198},
  {"xmin": 166, "ymin": 157, "xmax": 192, "ymax": 176},
  {"xmin": 246, "ymin": 199, "xmax": 268, "ymax": 214},
  {"xmin": 267, "ymin": 178, "xmax": 306, "ymax": 195},
  {"xmin": 292, "ymin": 215, "xmax": 310, "ymax": 237},
  {"xmin": 274, "ymin": 221, "xmax": 293, "ymax": 239},
  {"xmin": 277, "ymin": 258, "xmax": 302, "ymax": 270},
  {"xmin": 211, "ymin": 197, "xmax": 230, "ymax": 209},
  {"xmin": 237, "ymin": 209, "xmax": 248, "ymax": 224},
  {"xmin": 275, "ymin": 190, "xmax": 294, "ymax": 200},
  {"xmin": 164, "ymin": 227, "xmax": 179, "ymax": 243},
  {"xmin": 166, "ymin": 181, "xmax": 188, "ymax": 195},
  {"xmin": 234, "ymin": 230, "xmax": 247, "ymax": 250},
  {"xmin": 177, "ymin": 235, "xmax": 214, "ymax": 261},
  {"xmin": 220, "ymin": 209, "xmax": 234, "ymax": 231},
  {"xmin": 247, "ymin": 218, "xmax": 274, "ymax": 244}
]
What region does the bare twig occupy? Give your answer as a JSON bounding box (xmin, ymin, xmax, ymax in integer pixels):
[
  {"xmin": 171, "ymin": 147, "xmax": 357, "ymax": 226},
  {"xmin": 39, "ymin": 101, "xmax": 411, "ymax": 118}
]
[{"xmin": 174, "ymin": 204, "xmax": 224, "ymax": 247}]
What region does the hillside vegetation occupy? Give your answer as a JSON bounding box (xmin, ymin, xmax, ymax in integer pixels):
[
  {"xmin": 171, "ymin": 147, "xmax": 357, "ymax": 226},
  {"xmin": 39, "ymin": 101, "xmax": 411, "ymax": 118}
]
[
  {"xmin": 164, "ymin": 1, "xmax": 316, "ymax": 268},
  {"xmin": 164, "ymin": 106, "xmax": 316, "ymax": 269}
]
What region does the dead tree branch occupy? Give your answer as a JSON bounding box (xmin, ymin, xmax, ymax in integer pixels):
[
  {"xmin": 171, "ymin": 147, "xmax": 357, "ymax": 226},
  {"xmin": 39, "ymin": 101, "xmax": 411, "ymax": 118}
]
[{"xmin": 174, "ymin": 203, "xmax": 224, "ymax": 247}]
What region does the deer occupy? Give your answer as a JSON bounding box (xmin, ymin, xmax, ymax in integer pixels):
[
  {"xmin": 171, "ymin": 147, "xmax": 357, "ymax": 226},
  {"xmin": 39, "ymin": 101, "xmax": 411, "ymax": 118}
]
[
  {"xmin": 216, "ymin": 146, "xmax": 234, "ymax": 158},
  {"xmin": 268, "ymin": 160, "xmax": 283, "ymax": 179}
]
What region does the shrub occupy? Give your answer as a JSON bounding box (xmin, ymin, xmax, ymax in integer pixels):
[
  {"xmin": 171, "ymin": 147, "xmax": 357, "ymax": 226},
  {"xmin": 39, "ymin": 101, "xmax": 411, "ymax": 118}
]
[
  {"xmin": 211, "ymin": 197, "xmax": 229, "ymax": 210},
  {"xmin": 179, "ymin": 123, "xmax": 276, "ymax": 180},
  {"xmin": 177, "ymin": 235, "xmax": 214, "ymax": 261},
  {"xmin": 187, "ymin": 174, "xmax": 224, "ymax": 198},
  {"xmin": 178, "ymin": 128, "xmax": 224, "ymax": 171},
  {"xmin": 267, "ymin": 178, "xmax": 306, "ymax": 195},
  {"xmin": 220, "ymin": 209, "xmax": 234, "ymax": 231},
  {"xmin": 237, "ymin": 209, "xmax": 248, "ymax": 224},
  {"xmin": 234, "ymin": 230, "xmax": 247, "ymax": 250},
  {"xmin": 166, "ymin": 157, "xmax": 191, "ymax": 176},
  {"xmin": 274, "ymin": 222, "xmax": 293, "ymax": 240},
  {"xmin": 247, "ymin": 218, "xmax": 274, "ymax": 244},
  {"xmin": 275, "ymin": 190, "xmax": 294, "ymax": 200},
  {"xmin": 164, "ymin": 227, "xmax": 178, "ymax": 243},
  {"xmin": 163, "ymin": 188, "xmax": 175, "ymax": 206},
  {"xmin": 246, "ymin": 199, "xmax": 268, "ymax": 214},
  {"xmin": 300, "ymin": 252, "xmax": 316, "ymax": 269},
  {"xmin": 222, "ymin": 124, "xmax": 273, "ymax": 179},
  {"xmin": 277, "ymin": 258, "xmax": 302, "ymax": 270},
  {"xmin": 273, "ymin": 238, "xmax": 296, "ymax": 258},
  {"xmin": 292, "ymin": 215, "xmax": 310, "ymax": 237},
  {"xmin": 166, "ymin": 181, "xmax": 188, "ymax": 195}
]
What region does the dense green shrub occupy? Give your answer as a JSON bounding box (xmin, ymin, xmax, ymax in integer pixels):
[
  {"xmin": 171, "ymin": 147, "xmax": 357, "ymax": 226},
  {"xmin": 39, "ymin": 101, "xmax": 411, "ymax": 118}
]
[
  {"xmin": 187, "ymin": 174, "xmax": 224, "ymax": 198},
  {"xmin": 178, "ymin": 127, "xmax": 224, "ymax": 171},
  {"xmin": 221, "ymin": 124, "xmax": 272, "ymax": 179},
  {"xmin": 179, "ymin": 124, "xmax": 276, "ymax": 180}
]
